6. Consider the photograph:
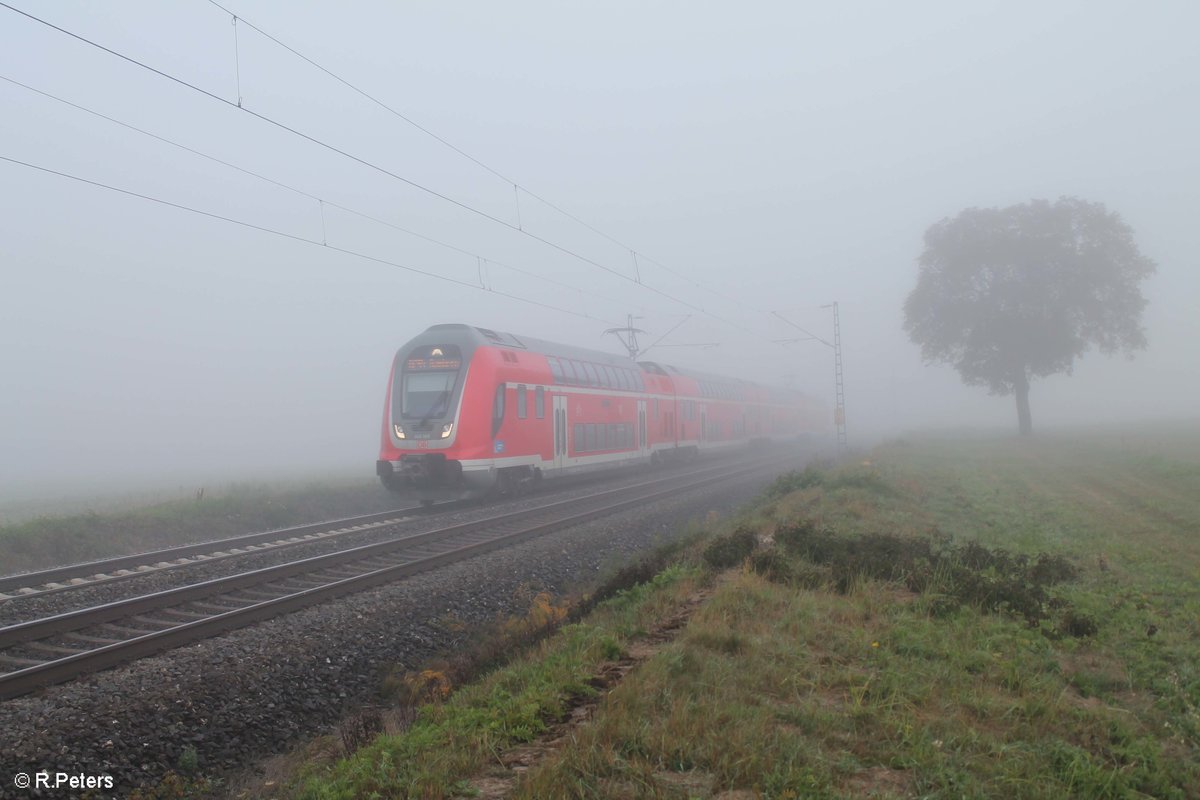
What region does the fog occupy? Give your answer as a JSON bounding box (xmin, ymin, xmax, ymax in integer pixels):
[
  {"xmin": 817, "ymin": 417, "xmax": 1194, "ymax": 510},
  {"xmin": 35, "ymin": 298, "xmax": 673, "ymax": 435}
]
[{"xmin": 2, "ymin": 1, "xmax": 1197, "ymax": 500}]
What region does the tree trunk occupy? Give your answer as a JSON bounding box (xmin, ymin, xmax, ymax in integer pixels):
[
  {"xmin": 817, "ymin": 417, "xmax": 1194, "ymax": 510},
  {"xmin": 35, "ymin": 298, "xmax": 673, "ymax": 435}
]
[{"xmin": 1015, "ymin": 372, "xmax": 1033, "ymax": 436}]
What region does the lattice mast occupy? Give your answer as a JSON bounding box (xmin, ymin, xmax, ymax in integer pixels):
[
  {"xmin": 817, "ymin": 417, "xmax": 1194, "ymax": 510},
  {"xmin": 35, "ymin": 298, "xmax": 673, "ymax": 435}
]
[{"xmin": 830, "ymin": 301, "xmax": 847, "ymax": 446}]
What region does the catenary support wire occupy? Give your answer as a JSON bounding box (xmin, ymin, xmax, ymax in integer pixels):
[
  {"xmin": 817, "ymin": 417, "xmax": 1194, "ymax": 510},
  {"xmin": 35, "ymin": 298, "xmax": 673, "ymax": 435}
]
[{"xmin": 0, "ymin": 154, "xmax": 615, "ymax": 325}]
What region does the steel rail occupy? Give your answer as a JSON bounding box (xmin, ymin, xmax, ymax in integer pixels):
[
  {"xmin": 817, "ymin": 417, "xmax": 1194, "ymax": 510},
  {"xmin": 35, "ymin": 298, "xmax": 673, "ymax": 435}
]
[
  {"xmin": 0, "ymin": 452, "xmax": 753, "ymax": 601},
  {"xmin": 0, "ymin": 457, "xmax": 764, "ymax": 648},
  {"xmin": 0, "ymin": 455, "xmax": 792, "ymax": 701},
  {"xmin": 0, "ymin": 507, "xmax": 432, "ymax": 597}
]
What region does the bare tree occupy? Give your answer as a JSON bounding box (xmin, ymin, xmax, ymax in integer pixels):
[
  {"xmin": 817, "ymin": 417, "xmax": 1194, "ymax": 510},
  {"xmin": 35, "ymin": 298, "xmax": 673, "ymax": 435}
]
[{"xmin": 904, "ymin": 197, "xmax": 1156, "ymax": 435}]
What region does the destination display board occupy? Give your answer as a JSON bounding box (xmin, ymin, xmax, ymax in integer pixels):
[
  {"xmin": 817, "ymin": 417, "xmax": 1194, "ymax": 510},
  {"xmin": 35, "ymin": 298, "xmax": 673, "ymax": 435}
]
[
  {"xmin": 406, "ymin": 346, "xmax": 462, "ymax": 371},
  {"xmin": 407, "ymin": 357, "xmax": 462, "ymax": 370}
]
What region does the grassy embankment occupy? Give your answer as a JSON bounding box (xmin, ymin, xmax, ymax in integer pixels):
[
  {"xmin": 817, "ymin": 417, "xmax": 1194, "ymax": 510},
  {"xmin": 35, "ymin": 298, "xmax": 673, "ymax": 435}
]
[
  {"xmin": 275, "ymin": 431, "xmax": 1198, "ymax": 799},
  {"xmin": 0, "ymin": 479, "xmax": 399, "ymax": 575}
]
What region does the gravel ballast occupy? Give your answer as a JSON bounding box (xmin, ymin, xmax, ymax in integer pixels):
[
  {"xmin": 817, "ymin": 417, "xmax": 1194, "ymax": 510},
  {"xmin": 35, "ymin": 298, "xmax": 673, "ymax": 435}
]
[{"xmin": 0, "ymin": 459, "xmax": 805, "ymax": 798}]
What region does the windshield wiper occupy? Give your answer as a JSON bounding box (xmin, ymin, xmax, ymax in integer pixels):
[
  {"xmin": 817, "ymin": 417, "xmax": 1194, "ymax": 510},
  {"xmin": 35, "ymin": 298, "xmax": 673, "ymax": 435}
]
[{"xmin": 417, "ymin": 390, "xmax": 450, "ymax": 428}]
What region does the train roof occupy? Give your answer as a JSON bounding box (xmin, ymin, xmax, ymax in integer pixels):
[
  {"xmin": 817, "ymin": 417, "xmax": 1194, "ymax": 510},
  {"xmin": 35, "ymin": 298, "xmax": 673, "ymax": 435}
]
[
  {"xmin": 419, "ymin": 324, "xmax": 639, "ymax": 369},
  {"xmin": 414, "ymin": 325, "xmax": 806, "ymax": 402},
  {"xmin": 639, "ymin": 360, "xmax": 806, "ymax": 402}
]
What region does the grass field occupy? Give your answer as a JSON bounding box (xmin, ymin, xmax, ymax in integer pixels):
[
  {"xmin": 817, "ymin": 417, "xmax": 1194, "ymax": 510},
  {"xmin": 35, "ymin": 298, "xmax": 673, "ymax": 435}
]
[
  {"xmin": 254, "ymin": 429, "xmax": 1200, "ymax": 799},
  {"xmin": 0, "ymin": 478, "xmax": 400, "ymax": 575}
]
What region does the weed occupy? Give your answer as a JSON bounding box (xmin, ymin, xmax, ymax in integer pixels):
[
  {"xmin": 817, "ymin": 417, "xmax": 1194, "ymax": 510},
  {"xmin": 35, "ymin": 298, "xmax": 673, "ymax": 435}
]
[
  {"xmin": 748, "ymin": 547, "xmax": 793, "ymax": 584},
  {"xmin": 702, "ymin": 527, "xmax": 757, "ymax": 569},
  {"xmin": 1055, "ymin": 610, "xmax": 1099, "ymax": 639},
  {"xmin": 770, "ymin": 519, "xmax": 1088, "ymax": 630},
  {"xmin": 689, "ymin": 629, "xmax": 746, "ymax": 655},
  {"xmin": 825, "ymin": 468, "xmax": 896, "ymax": 496},
  {"xmin": 177, "ymin": 745, "xmax": 199, "ymax": 775},
  {"xmin": 763, "ymin": 466, "xmax": 827, "ymax": 500},
  {"xmin": 339, "ymin": 709, "xmax": 384, "ymax": 755}
]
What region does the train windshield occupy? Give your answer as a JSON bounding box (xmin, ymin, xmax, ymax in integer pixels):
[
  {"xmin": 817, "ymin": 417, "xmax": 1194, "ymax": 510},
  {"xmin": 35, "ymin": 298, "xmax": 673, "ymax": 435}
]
[{"xmin": 398, "ymin": 345, "xmax": 462, "ymax": 419}]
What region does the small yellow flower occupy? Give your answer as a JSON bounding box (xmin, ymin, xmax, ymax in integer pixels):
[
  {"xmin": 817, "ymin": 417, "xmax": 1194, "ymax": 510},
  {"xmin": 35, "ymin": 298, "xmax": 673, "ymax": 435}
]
[{"xmin": 871, "ymin": 641, "xmax": 880, "ymax": 648}]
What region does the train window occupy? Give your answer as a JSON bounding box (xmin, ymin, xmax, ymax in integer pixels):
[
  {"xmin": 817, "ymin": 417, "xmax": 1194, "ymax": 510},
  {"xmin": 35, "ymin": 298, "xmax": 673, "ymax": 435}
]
[
  {"xmin": 517, "ymin": 384, "xmax": 527, "ymax": 419},
  {"xmin": 582, "ymin": 363, "xmax": 598, "ymax": 387},
  {"xmin": 535, "ymin": 386, "xmax": 545, "ymax": 418},
  {"xmin": 632, "ymin": 371, "xmax": 645, "ymax": 392},
  {"xmin": 491, "ymin": 384, "xmax": 505, "ymax": 437},
  {"xmin": 606, "ymin": 423, "xmax": 616, "ymax": 449},
  {"xmin": 573, "ymin": 422, "xmax": 583, "ymax": 452},
  {"xmin": 562, "ymin": 359, "xmax": 579, "ymax": 385},
  {"xmin": 548, "ymin": 357, "xmax": 563, "ymax": 384},
  {"xmin": 605, "ymin": 366, "xmax": 618, "ymax": 389}
]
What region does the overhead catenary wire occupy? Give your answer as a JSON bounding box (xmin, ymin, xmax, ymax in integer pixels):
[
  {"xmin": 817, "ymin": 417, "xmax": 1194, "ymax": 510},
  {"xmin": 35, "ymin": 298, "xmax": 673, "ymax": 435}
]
[
  {"xmin": 0, "ymin": 1, "xmax": 750, "ymax": 340},
  {"xmin": 771, "ymin": 310, "xmax": 833, "ymax": 348},
  {"xmin": 204, "ymin": 0, "xmax": 758, "ymax": 315},
  {"xmin": 0, "ymin": 154, "xmax": 616, "ymax": 325},
  {"xmin": 0, "ymin": 73, "xmax": 635, "ymax": 313}
]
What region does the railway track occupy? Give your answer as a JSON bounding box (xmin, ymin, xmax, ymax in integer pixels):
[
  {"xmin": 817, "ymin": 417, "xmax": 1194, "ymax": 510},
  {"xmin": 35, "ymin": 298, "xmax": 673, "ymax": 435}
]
[
  {"xmin": 0, "ymin": 452, "xmax": 753, "ymax": 606},
  {"xmin": 0, "ymin": 506, "xmax": 440, "ymax": 603},
  {"xmin": 0, "ymin": 454, "xmax": 794, "ymax": 701}
]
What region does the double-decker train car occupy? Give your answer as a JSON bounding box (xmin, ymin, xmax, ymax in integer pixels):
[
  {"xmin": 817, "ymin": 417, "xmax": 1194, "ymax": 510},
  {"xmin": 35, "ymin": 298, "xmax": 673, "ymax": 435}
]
[{"xmin": 376, "ymin": 323, "xmax": 822, "ymax": 501}]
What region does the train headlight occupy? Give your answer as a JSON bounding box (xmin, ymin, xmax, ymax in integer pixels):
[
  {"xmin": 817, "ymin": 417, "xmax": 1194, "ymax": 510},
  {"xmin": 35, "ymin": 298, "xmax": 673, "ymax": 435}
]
[
  {"xmin": 394, "ymin": 424, "xmax": 406, "ymax": 439},
  {"xmin": 440, "ymin": 423, "xmax": 454, "ymax": 438}
]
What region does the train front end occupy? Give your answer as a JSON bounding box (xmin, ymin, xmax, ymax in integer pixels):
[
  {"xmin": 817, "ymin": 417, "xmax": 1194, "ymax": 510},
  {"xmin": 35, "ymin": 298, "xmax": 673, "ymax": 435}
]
[{"xmin": 376, "ymin": 327, "xmax": 493, "ymax": 501}]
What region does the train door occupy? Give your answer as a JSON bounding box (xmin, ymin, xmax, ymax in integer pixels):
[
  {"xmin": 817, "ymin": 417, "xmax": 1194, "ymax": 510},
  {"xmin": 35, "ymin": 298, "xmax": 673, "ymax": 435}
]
[
  {"xmin": 553, "ymin": 395, "xmax": 568, "ymax": 468},
  {"xmin": 637, "ymin": 399, "xmax": 648, "ymax": 456},
  {"xmin": 700, "ymin": 404, "xmax": 707, "ymax": 444}
]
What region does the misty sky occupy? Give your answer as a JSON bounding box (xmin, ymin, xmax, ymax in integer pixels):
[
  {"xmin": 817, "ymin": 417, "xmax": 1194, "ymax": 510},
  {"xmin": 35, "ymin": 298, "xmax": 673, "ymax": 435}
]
[{"xmin": 2, "ymin": 1, "xmax": 1198, "ymax": 497}]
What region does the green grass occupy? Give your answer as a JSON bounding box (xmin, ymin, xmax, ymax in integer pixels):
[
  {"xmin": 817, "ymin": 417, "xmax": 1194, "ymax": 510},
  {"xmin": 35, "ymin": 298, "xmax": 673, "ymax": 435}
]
[
  {"xmin": 518, "ymin": 433, "xmax": 1200, "ymax": 798},
  {"xmin": 0, "ymin": 479, "xmax": 400, "ymax": 574},
  {"xmin": 289, "ymin": 566, "xmax": 712, "ymax": 799},
  {"xmin": 283, "ymin": 429, "xmax": 1200, "ymax": 799}
]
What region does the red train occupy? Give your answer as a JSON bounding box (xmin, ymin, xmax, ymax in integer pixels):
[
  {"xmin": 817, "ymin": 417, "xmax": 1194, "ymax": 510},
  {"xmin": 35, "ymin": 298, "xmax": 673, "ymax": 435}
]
[{"xmin": 376, "ymin": 324, "xmax": 823, "ymax": 501}]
